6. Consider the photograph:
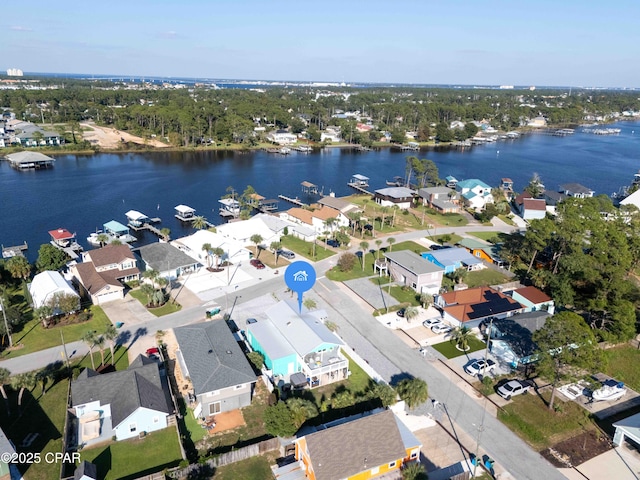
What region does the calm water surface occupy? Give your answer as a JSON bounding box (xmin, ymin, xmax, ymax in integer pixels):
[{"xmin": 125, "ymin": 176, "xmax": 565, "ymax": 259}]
[{"xmin": 1, "ymin": 121, "xmax": 639, "ymax": 261}]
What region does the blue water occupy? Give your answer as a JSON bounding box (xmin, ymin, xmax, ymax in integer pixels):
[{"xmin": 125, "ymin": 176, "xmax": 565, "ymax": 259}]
[{"xmin": 1, "ymin": 121, "xmax": 639, "ymax": 261}]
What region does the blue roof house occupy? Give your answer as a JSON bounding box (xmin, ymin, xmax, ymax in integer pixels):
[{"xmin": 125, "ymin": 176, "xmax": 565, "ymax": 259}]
[
  {"xmin": 456, "ymin": 179, "xmax": 494, "ymax": 210},
  {"xmin": 422, "ymin": 247, "xmax": 484, "ymax": 274},
  {"xmin": 245, "ymin": 300, "xmax": 348, "ymax": 389}
]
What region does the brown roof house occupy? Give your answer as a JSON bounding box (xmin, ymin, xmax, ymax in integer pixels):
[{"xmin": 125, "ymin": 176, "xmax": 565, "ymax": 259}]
[
  {"xmin": 510, "ymin": 286, "xmax": 555, "ymax": 314},
  {"xmin": 294, "ymin": 409, "xmax": 422, "ymax": 480},
  {"xmin": 435, "ymin": 286, "xmax": 524, "ymax": 328},
  {"xmin": 71, "ymin": 244, "xmax": 140, "ymax": 305}
]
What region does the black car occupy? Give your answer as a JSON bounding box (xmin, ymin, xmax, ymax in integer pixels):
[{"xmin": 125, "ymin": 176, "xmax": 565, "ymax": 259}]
[
  {"xmin": 396, "ymin": 308, "xmax": 406, "ymax": 318},
  {"xmin": 277, "ymin": 249, "xmax": 295, "ymax": 259},
  {"xmin": 326, "ymin": 239, "xmax": 340, "ymax": 247}
]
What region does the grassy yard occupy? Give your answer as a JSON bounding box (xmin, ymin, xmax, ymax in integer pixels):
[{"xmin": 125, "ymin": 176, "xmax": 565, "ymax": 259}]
[
  {"xmin": 465, "ymin": 269, "xmax": 511, "ymax": 288},
  {"xmin": 3, "ymin": 305, "xmax": 113, "ymax": 359},
  {"xmin": 280, "ymin": 235, "xmax": 336, "ymax": 262},
  {"xmin": 128, "ymin": 289, "xmax": 182, "ymax": 317},
  {"xmin": 213, "ymin": 455, "xmax": 273, "ymax": 480},
  {"xmin": 498, "ymin": 391, "xmax": 594, "ymax": 450},
  {"xmin": 413, "ymin": 205, "xmax": 469, "ymax": 227},
  {"xmin": 326, "ymin": 241, "xmax": 425, "ymax": 282},
  {"xmin": 427, "ymin": 233, "xmax": 464, "ymax": 246},
  {"xmin": 311, "ymin": 351, "xmax": 371, "ymax": 405},
  {"xmin": 249, "ymin": 247, "xmax": 290, "ymax": 269},
  {"xmin": 431, "ymin": 336, "xmax": 486, "ymax": 359},
  {"xmin": 468, "ymin": 231, "xmax": 501, "ymax": 242},
  {"xmin": 80, "ymin": 427, "xmax": 183, "ymax": 480},
  {"xmin": 603, "ymin": 345, "xmax": 640, "ymax": 392},
  {"xmin": 388, "ymin": 286, "xmax": 421, "ymax": 306}
]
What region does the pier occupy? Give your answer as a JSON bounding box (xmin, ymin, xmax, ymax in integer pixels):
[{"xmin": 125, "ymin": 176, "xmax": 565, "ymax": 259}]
[
  {"xmin": 301, "ymin": 181, "xmax": 319, "ymax": 195},
  {"xmin": 2, "ymin": 242, "xmax": 28, "ymax": 259},
  {"xmin": 278, "ymin": 195, "xmax": 308, "ymax": 207},
  {"xmin": 347, "ymin": 173, "xmax": 373, "ymax": 195},
  {"xmin": 128, "ymin": 222, "xmax": 169, "ymax": 241}
]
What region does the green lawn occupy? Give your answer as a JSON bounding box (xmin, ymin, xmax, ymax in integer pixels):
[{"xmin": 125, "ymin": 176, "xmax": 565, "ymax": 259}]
[
  {"xmin": 280, "ymin": 235, "xmax": 336, "ymax": 262},
  {"xmin": 465, "ymin": 269, "xmax": 510, "ymax": 288},
  {"xmin": 427, "ymin": 233, "xmax": 464, "ymax": 246},
  {"xmin": 326, "ymin": 241, "xmax": 425, "ymax": 282},
  {"xmin": 128, "ymin": 289, "xmax": 182, "ymax": 317},
  {"xmin": 80, "ymin": 427, "xmax": 183, "ymax": 480},
  {"xmin": 603, "ymin": 346, "xmax": 640, "ymax": 392},
  {"xmin": 388, "ymin": 286, "xmax": 421, "ymax": 306},
  {"xmin": 468, "ymin": 231, "xmax": 501, "ymax": 242},
  {"xmin": 414, "ymin": 205, "xmax": 469, "ymax": 227},
  {"xmin": 213, "ymin": 455, "xmax": 273, "ymax": 480},
  {"xmin": 498, "ymin": 391, "xmax": 594, "ymax": 450},
  {"xmin": 311, "ymin": 351, "xmax": 371, "ymax": 405},
  {"xmin": 3, "ymin": 305, "xmax": 113, "ymax": 359},
  {"xmin": 369, "ymin": 276, "xmax": 393, "ymax": 286},
  {"xmin": 431, "ymin": 336, "xmax": 486, "ymax": 359},
  {"xmin": 497, "ymin": 214, "xmax": 516, "ymax": 226}
]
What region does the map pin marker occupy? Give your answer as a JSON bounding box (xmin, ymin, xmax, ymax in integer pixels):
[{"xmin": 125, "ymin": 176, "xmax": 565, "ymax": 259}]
[{"xmin": 284, "ymin": 261, "xmax": 317, "ymax": 313}]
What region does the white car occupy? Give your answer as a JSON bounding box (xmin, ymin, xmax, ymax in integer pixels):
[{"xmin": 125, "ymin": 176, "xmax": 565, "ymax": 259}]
[
  {"xmin": 422, "ymin": 318, "xmax": 442, "ymax": 328},
  {"xmin": 497, "ymin": 380, "xmax": 532, "ymax": 400},
  {"xmin": 431, "ymin": 323, "xmax": 452, "ymax": 335},
  {"xmin": 464, "ymin": 358, "xmax": 497, "ymax": 377}
]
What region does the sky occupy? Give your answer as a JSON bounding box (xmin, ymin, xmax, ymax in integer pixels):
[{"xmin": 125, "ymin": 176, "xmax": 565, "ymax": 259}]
[{"xmin": 3, "ymin": 0, "xmax": 639, "ymax": 88}]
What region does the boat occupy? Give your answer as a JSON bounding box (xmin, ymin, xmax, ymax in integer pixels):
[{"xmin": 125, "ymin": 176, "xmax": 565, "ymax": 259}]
[
  {"xmin": 279, "ymin": 147, "xmax": 291, "ymax": 155},
  {"xmin": 592, "ymin": 381, "xmax": 627, "ymax": 402},
  {"xmin": 295, "ymin": 145, "xmax": 313, "ymax": 153},
  {"xmin": 87, "ymin": 230, "xmax": 104, "ymax": 246},
  {"xmin": 386, "ymin": 176, "xmax": 406, "ymax": 187}
]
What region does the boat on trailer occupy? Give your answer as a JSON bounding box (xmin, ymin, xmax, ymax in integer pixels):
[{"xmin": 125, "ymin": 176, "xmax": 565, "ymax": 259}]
[{"xmin": 592, "ymin": 381, "xmax": 627, "ymax": 402}]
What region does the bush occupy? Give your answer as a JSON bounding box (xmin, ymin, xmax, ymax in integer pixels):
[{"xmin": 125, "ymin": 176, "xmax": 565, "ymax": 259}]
[
  {"xmin": 337, "ymin": 253, "xmax": 357, "ymax": 272},
  {"xmin": 247, "ymin": 351, "xmax": 265, "ymax": 371}
]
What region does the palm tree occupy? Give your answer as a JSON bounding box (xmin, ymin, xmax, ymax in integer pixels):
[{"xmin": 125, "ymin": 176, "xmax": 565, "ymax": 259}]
[
  {"xmin": 303, "ymin": 298, "xmax": 317, "ymax": 311},
  {"xmin": 191, "ymin": 215, "xmax": 208, "ymax": 230},
  {"xmin": 250, "ymin": 234, "xmax": 264, "ymax": 258},
  {"xmin": 10, "ymin": 372, "xmax": 36, "ymax": 415},
  {"xmin": 449, "ymin": 267, "xmax": 468, "ymax": 285},
  {"xmin": 347, "ymin": 211, "xmax": 361, "ymax": 236},
  {"xmin": 324, "ymin": 218, "xmax": 338, "ymax": 239},
  {"xmin": 104, "ymin": 324, "xmax": 118, "ymax": 364},
  {"xmin": 110, "ymin": 238, "xmax": 123, "ymax": 245},
  {"xmin": 140, "ymin": 283, "xmax": 155, "ymax": 306},
  {"xmin": 420, "ymin": 293, "xmax": 433, "ymax": 309},
  {"xmin": 143, "ymin": 269, "xmax": 161, "ymax": 289},
  {"xmin": 201, "ymin": 243, "xmax": 212, "ymax": 268},
  {"xmin": 212, "ymin": 247, "xmax": 225, "ymax": 268},
  {"xmin": 160, "ymin": 227, "xmax": 171, "ymax": 240},
  {"xmin": 0, "ymin": 367, "xmax": 11, "ymax": 415},
  {"xmin": 450, "ymin": 326, "xmax": 473, "ymax": 351},
  {"xmin": 270, "ymin": 241, "xmax": 282, "ymax": 266},
  {"xmin": 387, "ymin": 237, "xmax": 396, "ymax": 251},
  {"xmin": 375, "ymin": 240, "xmax": 382, "ymax": 259},
  {"xmin": 359, "ymin": 241, "xmax": 369, "ymax": 271},
  {"xmin": 404, "ymin": 306, "xmax": 419, "ymax": 323},
  {"xmin": 34, "ymin": 305, "xmax": 53, "ymax": 328},
  {"xmin": 82, "ymin": 330, "xmax": 98, "ymax": 370},
  {"xmin": 94, "ymin": 334, "xmax": 106, "ymax": 365},
  {"xmin": 6, "ymin": 256, "xmax": 30, "ymax": 280},
  {"xmin": 390, "ymin": 205, "xmax": 400, "ymax": 227},
  {"xmin": 36, "ymin": 368, "xmax": 50, "ymax": 396},
  {"xmin": 96, "ymin": 233, "xmax": 110, "ymax": 246},
  {"xmin": 395, "ymin": 377, "xmax": 428, "ymax": 409}
]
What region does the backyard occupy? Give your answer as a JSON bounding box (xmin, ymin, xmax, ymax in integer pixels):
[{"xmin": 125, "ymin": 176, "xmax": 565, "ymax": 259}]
[
  {"xmin": 603, "ymin": 345, "xmax": 640, "ymax": 392},
  {"xmin": 465, "ymin": 269, "xmax": 511, "ymax": 288}
]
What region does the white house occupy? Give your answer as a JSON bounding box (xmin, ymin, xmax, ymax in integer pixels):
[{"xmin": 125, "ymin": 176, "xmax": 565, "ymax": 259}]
[
  {"xmin": 456, "ymin": 179, "xmax": 494, "ymax": 210},
  {"xmin": 215, "ymin": 213, "xmax": 311, "ymax": 245},
  {"xmin": 321, "ymin": 126, "xmax": 341, "ymax": 143},
  {"xmin": 172, "ymin": 229, "xmax": 252, "ymax": 267},
  {"xmin": 266, "ymin": 130, "xmax": 297, "ymax": 145},
  {"xmin": 279, "ymin": 206, "xmax": 348, "ymax": 236},
  {"xmin": 29, "ymin": 271, "xmax": 80, "ymax": 313}
]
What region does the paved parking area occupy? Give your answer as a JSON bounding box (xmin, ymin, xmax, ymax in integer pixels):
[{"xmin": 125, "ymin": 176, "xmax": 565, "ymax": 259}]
[{"xmin": 343, "ymin": 277, "xmax": 398, "ymax": 310}]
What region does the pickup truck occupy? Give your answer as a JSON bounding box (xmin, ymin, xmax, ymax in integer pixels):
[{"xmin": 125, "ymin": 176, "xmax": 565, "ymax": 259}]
[{"xmin": 497, "ymin": 379, "xmax": 533, "ymax": 400}]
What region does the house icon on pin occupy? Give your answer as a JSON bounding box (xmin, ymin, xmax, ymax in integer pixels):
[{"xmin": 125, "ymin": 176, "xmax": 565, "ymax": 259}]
[{"xmin": 293, "ymin": 270, "xmax": 308, "ymax": 282}]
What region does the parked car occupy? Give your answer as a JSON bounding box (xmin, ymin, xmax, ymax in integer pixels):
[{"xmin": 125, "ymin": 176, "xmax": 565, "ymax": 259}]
[
  {"xmin": 326, "ymin": 239, "xmax": 340, "ymax": 247},
  {"xmin": 250, "ymin": 259, "xmax": 265, "ymax": 269},
  {"xmin": 497, "ymin": 379, "xmax": 532, "ymax": 400},
  {"xmin": 396, "ymin": 308, "xmax": 406, "ymax": 318},
  {"xmin": 465, "ymin": 358, "xmax": 497, "ymax": 377},
  {"xmin": 277, "ymin": 249, "xmax": 295, "ymax": 259},
  {"xmin": 431, "ymin": 323, "xmax": 452, "ymax": 334},
  {"xmin": 422, "ymin": 318, "xmax": 442, "ymax": 328}
]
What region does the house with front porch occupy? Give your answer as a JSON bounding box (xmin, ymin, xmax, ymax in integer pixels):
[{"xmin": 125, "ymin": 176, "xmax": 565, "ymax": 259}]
[
  {"xmin": 435, "ymin": 286, "xmax": 524, "ymax": 329},
  {"xmin": 174, "ymin": 321, "xmax": 257, "ymax": 418},
  {"xmin": 374, "ymin": 187, "xmax": 415, "ymax": 210},
  {"xmin": 384, "ymin": 250, "xmax": 444, "ymax": 294},
  {"xmin": 293, "ymin": 409, "xmax": 422, "ymax": 480},
  {"xmin": 280, "ymin": 206, "xmax": 349, "ymax": 236},
  {"xmin": 245, "ymin": 300, "xmax": 348, "ymax": 389},
  {"xmin": 70, "ymin": 355, "xmax": 172, "ymax": 447}
]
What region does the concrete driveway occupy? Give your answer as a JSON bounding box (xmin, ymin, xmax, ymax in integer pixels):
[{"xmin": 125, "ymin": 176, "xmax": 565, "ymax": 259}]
[
  {"xmin": 101, "ymin": 294, "xmax": 156, "ymax": 327},
  {"xmin": 344, "ymin": 277, "xmax": 398, "ymax": 310}
]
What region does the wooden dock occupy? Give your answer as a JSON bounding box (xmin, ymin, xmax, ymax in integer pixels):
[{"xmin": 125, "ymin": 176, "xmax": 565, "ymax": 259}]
[
  {"xmin": 347, "ymin": 182, "xmax": 373, "ymax": 195},
  {"xmin": 129, "ymin": 223, "xmax": 170, "ymax": 241},
  {"xmin": 278, "ymin": 195, "xmax": 308, "ymax": 207},
  {"xmin": 2, "ymin": 242, "xmax": 28, "ymax": 259}
]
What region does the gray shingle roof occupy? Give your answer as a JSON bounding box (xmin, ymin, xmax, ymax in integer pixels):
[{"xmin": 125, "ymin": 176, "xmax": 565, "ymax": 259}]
[
  {"xmin": 303, "ymin": 410, "xmax": 413, "ymax": 480},
  {"xmin": 137, "ymin": 242, "xmax": 200, "ymax": 271},
  {"xmin": 374, "ymin": 187, "xmax": 415, "ymax": 199},
  {"xmin": 384, "ymin": 250, "xmax": 444, "ymax": 275},
  {"xmin": 71, "ymin": 355, "xmax": 170, "ymax": 428},
  {"xmin": 174, "ymin": 321, "xmax": 256, "ymax": 395}
]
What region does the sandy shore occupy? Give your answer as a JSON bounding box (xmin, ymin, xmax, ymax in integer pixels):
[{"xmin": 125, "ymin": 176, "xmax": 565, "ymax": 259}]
[{"xmin": 81, "ymin": 122, "xmax": 170, "ymax": 149}]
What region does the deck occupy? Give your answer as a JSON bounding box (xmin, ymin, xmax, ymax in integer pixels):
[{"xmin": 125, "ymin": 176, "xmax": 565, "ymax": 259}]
[
  {"xmin": 1, "ymin": 242, "xmax": 28, "ymax": 259},
  {"xmin": 278, "ymin": 195, "xmax": 308, "ymax": 207},
  {"xmin": 347, "ymin": 182, "xmax": 373, "ymax": 195}
]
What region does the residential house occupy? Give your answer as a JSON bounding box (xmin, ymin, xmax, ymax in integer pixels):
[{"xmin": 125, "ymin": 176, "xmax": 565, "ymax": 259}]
[
  {"xmin": 73, "ymin": 461, "xmax": 98, "ymax": 480},
  {"xmin": 317, "ymin": 195, "xmax": 361, "ymax": 217},
  {"xmin": 266, "ymin": 129, "xmax": 297, "ymax": 145},
  {"xmin": 70, "ymin": 355, "xmax": 172, "ymax": 446},
  {"xmin": 559, "ymin": 183, "xmax": 595, "ymax": 199},
  {"xmin": 619, "ymin": 189, "xmax": 640, "ymax": 210},
  {"xmin": 417, "ymin": 187, "xmax": 459, "ymax": 213},
  {"xmin": 527, "ymin": 116, "xmax": 547, "ymax": 127},
  {"xmin": 456, "ymin": 238, "xmax": 503, "ymax": 265},
  {"xmin": 485, "ymin": 311, "xmax": 550, "ymax": 367},
  {"xmin": 0, "ymin": 427, "xmax": 16, "ymax": 480},
  {"xmin": 510, "ymin": 286, "xmax": 555, "ymax": 314},
  {"xmin": 215, "ymin": 213, "xmax": 309, "ymax": 245},
  {"xmin": 71, "ymin": 244, "xmax": 140, "ymax": 305},
  {"xmin": 245, "ymin": 300, "xmax": 347, "ymax": 388},
  {"xmin": 280, "ymin": 206, "xmax": 348, "ymax": 236},
  {"xmin": 173, "ymin": 229, "xmax": 252, "ymax": 267},
  {"xmin": 543, "ymin": 190, "xmax": 566, "ymax": 206},
  {"xmin": 137, "ymin": 242, "xmax": 200, "ymax": 280},
  {"xmin": 320, "ymin": 126, "xmax": 341, "ymax": 143},
  {"xmin": 374, "ymin": 187, "xmax": 415, "ymax": 209},
  {"xmin": 456, "ymin": 179, "xmax": 494, "ymax": 210},
  {"xmin": 174, "ymin": 321, "xmax": 256, "ymax": 417},
  {"xmin": 613, "ymin": 411, "xmax": 640, "ymax": 447},
  {"xmin": 435, "ymin": 287, "xmax": 524, "ymax": 328},
  {"xmin": 421, "ymin": 247, "xmax": 484, "ymax": 274},
  {"xmin": 515, "ymin": 194, "xmax": 547, "ymax": 220},
  {"xmin": 384, "ymin": 250, "xmax": 444, "ymax": 294},
  {"xmin": 294, "ymin": 410, "xmax": 422, "ymax": 480},
  {"xmin": 29, "ymin": 271, "xmax": 80, "ymax": 313}
]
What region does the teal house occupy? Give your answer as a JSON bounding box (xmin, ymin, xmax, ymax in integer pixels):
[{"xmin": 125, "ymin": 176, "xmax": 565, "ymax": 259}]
[{"xmin": 245, "ymin": 300, "xmax": 348, "ymax": 388}]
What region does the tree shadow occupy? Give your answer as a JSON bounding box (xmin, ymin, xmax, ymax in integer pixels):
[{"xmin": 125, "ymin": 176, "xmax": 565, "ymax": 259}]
[
  {"xmin": 389, "ymin": 372, "xmax": 413, "ymax": 386},
  {"xmin": 129, "ymin": 327, "xmax": 148, "ymax": 349}
]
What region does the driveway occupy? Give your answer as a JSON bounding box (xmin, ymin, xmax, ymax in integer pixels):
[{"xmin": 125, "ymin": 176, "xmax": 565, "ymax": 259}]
[
  {"xmin": 343, "ymin": 277, "xmax": 398, "ymax": 310},
  {"xmin": 101, "ymin": 294, "xmax": 156, "ymax": 327}
]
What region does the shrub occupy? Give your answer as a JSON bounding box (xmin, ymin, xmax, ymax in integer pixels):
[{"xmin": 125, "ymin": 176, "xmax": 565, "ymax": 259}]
[{"xmin": 337, "ymin": 253, "xmax": 357, "ymax": 272}]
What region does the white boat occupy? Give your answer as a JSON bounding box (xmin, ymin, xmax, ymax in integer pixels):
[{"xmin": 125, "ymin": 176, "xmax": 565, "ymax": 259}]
[
  {"xmin": 592, "ymin": 382, "xmax": 627, "ymax": 402},
  {"xmin": 87, "ymin": 230, "xmax": 103, "ymax": 246}
]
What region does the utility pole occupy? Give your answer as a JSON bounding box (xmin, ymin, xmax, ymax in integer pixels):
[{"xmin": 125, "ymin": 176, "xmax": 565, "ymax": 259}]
[
  {"xmin": 0, "ymin": 297, "xmax": 12, "ymax": 348},
  {"xmin": 60, "ymin": 330, "xmax": 70, "ymax": 370}
]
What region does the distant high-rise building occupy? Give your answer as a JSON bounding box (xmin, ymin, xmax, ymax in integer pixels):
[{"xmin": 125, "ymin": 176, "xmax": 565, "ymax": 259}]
[{"xmin": 6, "ymin": 68, "xmax": 24, "ymax": 77}]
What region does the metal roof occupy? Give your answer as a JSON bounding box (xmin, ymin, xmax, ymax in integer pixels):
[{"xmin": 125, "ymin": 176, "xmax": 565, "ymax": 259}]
[{"xmin": 384, "ymin": 250, "xmax": 444, "ymax": 275}]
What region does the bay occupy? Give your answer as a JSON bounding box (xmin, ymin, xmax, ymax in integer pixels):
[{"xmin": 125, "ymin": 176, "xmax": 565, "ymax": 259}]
[{"xmin": 1, "ymin": 120, "xmax": 639, "ymax": 262}]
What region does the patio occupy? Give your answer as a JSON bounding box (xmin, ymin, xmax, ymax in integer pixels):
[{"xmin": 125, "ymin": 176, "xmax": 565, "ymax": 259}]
[{"xmin": 200, "ymin": 409, "xmax": 246, "ymax": 435}]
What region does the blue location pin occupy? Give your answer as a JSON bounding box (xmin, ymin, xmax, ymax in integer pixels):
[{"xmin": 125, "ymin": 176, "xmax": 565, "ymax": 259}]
[{"xmin": 284, "ymin": 261, "xmax": 317, "ymax": 313}]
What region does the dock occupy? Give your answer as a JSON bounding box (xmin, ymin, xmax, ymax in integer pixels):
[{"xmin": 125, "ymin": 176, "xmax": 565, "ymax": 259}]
[
  {"xmin": 128, "ymin": 222, "xmax": 170, "ymax": 241},
  {"xmin": 347, "ymin": 173, "xmax": 373, "ymax": 195},
  {"xmin": 301, "ymin": 181, "xmax": 319, "ymax": 195},
  {"xmin": 347, "ymin": 183, "xmax": 373, "ymax": 195},
  {"xmin": 50, "ymin": 241, "xmax": 80, "ymax": 260},
  {"xmin": 278, "ymin": 195, "xmax": 308, "ymax": 207},
  {"xmin": 1, "ymin": 242, "xmax": 28, "ymax": 259}
]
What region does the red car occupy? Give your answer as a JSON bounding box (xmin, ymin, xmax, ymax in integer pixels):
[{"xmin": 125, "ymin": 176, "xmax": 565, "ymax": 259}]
[{"xmin": 250, "ymin": 259, "xmax": 265, "ymax": 269}]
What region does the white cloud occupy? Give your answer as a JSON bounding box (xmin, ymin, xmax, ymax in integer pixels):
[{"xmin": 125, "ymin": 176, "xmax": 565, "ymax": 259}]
[{"xmin": 10, "ymin": 26, "xmax": 32, "ymax": 32}]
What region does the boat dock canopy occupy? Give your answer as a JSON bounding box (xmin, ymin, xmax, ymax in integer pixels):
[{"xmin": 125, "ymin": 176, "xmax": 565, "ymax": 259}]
[
  {"xmin": 125, "ymin": 210, "xmax": 149, "ymax": 222},
  {"xmin": 103, "ymin": 220, "xmax": 129, "ymax": 235},
  {"xmin": 175, "ymin": 205, "xmax": 196, "ymax": 215},
  {"xmin": 48, "ymin": 228, "xmax": 75, "ymax": 241},
  {"xmin": 6, "ymin": 151, "xmax": 56, "ymax": 169}
]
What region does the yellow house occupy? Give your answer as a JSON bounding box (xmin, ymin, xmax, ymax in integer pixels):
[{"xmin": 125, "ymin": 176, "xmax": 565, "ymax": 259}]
[
  {"xmin": 294, "ymin": 410, "xmax": 422, "ymax": 480},
  {"xmin": 457, "ymin": 238, "xmax": 501, "ymax": 264}
]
